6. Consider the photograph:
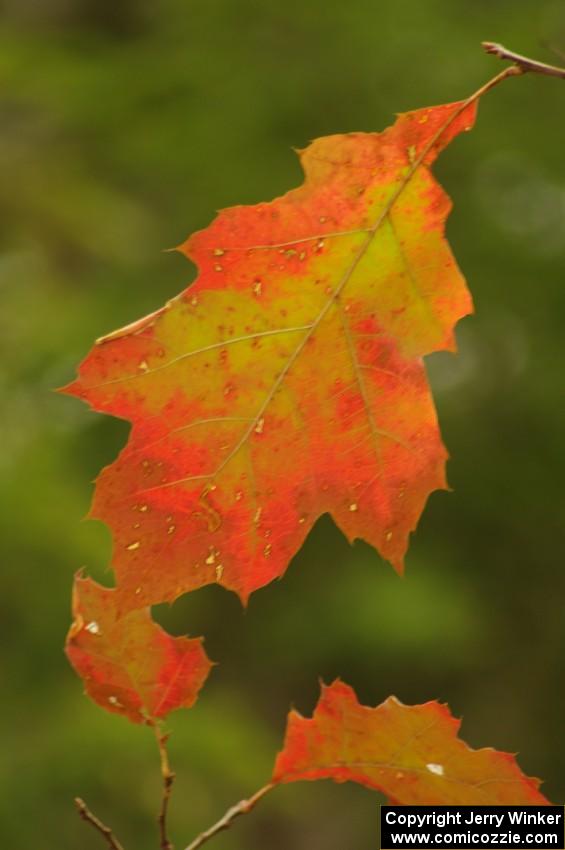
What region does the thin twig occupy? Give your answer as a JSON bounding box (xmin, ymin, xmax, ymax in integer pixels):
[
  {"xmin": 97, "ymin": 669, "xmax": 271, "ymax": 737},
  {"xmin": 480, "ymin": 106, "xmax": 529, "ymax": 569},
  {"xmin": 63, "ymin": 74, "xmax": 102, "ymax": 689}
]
[
  {"xmin": 74, "ymin": 797, "xmax": 126, "ymax": 850},
  {"xmin": 184, "ymin": 783, "xmax": 275, "ymax": 850},
  {"xmin": 154, "ymin": 724, "xmax": 176, "ymax": 850},
  {"xmin": 482, "ymin": 41, "xmax": 565, "ymax": 79}
]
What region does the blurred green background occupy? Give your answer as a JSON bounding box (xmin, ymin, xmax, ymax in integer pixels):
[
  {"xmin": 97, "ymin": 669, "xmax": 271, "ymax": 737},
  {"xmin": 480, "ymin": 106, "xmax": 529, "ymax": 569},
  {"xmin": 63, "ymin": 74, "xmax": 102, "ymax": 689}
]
[{"xmin": 2, "ymin": 1, "xmax": 565, "ymax": 847}]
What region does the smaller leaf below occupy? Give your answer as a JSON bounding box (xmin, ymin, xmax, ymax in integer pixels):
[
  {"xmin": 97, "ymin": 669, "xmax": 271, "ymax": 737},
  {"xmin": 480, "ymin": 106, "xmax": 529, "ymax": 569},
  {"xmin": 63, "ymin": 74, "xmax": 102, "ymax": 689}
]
[
  {"xmin": 66, "ymin": 574, "xmax": 212, "ymax": 723},
  {"xmin": 272, "ymin": 680, "xmax": 548, "ymax": 805}
]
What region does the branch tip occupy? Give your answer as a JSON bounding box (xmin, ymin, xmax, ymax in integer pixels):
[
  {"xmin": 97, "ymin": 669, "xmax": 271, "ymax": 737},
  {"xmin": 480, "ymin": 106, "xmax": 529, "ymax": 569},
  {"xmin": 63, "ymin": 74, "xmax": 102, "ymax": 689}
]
[
  {"xmin": 74, "ymin": 797, "xmax": 126, "ymax": 850},
  {"xmin": 482, "ymin": 41, "xmax": 565, "ymax": 79},
  {"xmin": 184, "ymin": 783, "xmax": 276, "ymax": 850}
]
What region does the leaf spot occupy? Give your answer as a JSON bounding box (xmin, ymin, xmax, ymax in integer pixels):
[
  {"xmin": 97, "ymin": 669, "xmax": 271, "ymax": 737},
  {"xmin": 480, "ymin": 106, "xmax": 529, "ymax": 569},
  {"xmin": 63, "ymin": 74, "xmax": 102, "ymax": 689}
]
[
  {"xmin": 254, "ymin": 417, "xmax": 264, "ymax": 434},
  {"xmin": 215, "ymin": 564, "xmax": 224, "ymax": 581},
  {"xmin": 127, "ymin": 541, "xmax": 141, "ymax": 551},
  {"xmin": 213, "ymin": 248, "xmax": 225, "ymax": 256},
  {"xmin": 263, "ymin": 543, "xmax": 272, "ymax": 557},
  {"xmin": 349, "ymin": 503, "xmax": 358, "ymax": 512},
  {"xmin": 426, "ymin": 763, "xmax": 444, "ymax": 776},
  {"xmin": 85, "ymin": 620, "xmax": 101, "ymax": 635}
]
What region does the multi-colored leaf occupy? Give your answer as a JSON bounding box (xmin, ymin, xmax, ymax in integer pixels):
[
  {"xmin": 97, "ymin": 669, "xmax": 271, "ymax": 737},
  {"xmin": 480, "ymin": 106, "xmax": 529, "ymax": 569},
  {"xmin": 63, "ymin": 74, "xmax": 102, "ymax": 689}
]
[
  {"xmin": 272, "ymin": 680, "xmax": 548, "ymax": 805},
  {"xmin": 65, "ymin": 575, "xmax": 212, "ymax": 723},
  {"xmin": 64, "ymin": 99, "xmax": 476, "ymax": 611}
]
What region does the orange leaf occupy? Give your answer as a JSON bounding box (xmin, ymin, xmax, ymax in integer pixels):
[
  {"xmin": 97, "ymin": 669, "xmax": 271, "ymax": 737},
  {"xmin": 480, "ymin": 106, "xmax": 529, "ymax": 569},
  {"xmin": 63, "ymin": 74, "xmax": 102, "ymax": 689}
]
[
  {"xmin": 64, "ymin": 100, "xmax": 476, "ymax": 610},
  {"xmin": 65, "ymin": 575, "xmax": 212, "ymax": 723},
  {"xmin": 272, "ymin": 680, "xmax": 548, "ymax": 805}
]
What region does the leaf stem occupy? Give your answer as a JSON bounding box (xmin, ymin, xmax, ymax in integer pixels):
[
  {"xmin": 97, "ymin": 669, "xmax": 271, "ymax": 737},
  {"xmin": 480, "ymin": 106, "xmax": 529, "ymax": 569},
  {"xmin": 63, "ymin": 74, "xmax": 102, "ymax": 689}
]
[
  {"xmin": 183, "ymin": 783, "xmax": 275, "ymax": 850},
  {"xmin": 154, "ymin": 724, "xmax": 176, "ymax": 850},
  {"xmin": 74, "ymin": 797, "xmax": 126, "ymax": 850},
  {"xmin": 482, "ymin": 41, "xmax": 565, "ymax": 79}
]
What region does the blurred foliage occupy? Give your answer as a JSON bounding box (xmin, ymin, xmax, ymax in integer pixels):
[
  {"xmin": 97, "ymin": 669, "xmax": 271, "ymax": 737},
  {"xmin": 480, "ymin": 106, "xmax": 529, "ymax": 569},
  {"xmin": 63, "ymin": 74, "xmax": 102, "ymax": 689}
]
[{"xmin": 1, "ymin": 1, "xmax": 565, "ymax": 848}]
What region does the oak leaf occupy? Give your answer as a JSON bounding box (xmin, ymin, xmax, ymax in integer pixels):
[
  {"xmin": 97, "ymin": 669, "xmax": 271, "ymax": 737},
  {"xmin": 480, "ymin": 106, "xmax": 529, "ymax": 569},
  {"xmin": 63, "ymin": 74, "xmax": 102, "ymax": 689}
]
[
  {"xmin": 272, "ymin": 680, "xmax": 549, "ymax": 805},
  {"xmin": 65, "ymin": 575, "xmax": 212, "ymax": 723},
  {"xmin": 64, "ymin": 100, "xmax": 476, "ymax": 610}
]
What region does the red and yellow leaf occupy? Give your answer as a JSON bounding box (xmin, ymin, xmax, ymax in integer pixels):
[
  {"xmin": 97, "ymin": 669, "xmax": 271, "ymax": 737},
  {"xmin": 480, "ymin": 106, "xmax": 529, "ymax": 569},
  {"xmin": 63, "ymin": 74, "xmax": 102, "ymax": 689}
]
[
  {"xmin": 272, "ymin": 680, "xmax": 548, "ymax": 804},
  {"xmin": 65, "ymin": 575, "xmax": 212, "ymax": 723},
  {"xmin": 65, "ymin": 100, "xmax": 476, "ymax": 610}
]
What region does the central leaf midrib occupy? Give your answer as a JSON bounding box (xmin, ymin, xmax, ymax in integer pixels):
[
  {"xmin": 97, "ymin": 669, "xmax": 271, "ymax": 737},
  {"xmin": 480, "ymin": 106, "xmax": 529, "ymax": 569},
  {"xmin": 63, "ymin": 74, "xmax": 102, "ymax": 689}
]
[{"xmin": 207, "ymin": 104, "xmax": 471, "ymax": 484}]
